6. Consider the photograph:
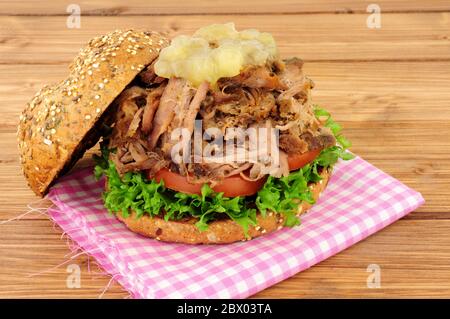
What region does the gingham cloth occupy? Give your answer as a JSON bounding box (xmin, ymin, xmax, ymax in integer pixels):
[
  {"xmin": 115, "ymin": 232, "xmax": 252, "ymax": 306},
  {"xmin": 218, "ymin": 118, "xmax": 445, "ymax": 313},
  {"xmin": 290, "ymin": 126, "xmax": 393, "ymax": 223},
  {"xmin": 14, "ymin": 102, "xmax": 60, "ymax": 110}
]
[{"xmin": 47, "ymin": 156, "xmax": 424, "ymax": 298}]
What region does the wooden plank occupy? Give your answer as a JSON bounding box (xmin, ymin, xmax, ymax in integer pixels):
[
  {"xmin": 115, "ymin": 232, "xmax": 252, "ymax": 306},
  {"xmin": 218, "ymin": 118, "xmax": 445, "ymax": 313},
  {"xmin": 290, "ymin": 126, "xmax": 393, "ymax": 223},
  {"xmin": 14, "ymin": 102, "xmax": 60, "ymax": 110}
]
[
  {"xmin": 1, "ymin": 61, "xmax": 450, "ymax": 128},
  {"xmin": 253, "ymin": 268, "xmax": 450, "ymax": 298},
  {"xmin": 0, "ymin": 220, "xmax": 129, "ymax": 298},
  {"xmin": 0, "ymin": 0, "xmax": 449, "ymax": 15},
  {"xmin": 1, "ymin": 219, "xmax": 450, "ymax": 298},
  {"xmin": 1, "ymin": 13, "xmax": 449, "ymax": 64},
  {"xmin": 255, "ymin": 219, "xmax": 450, "ymax": 297},
  {"xmin": 304, "ymin": 62, "xmax": 450, "ymax": 122}
]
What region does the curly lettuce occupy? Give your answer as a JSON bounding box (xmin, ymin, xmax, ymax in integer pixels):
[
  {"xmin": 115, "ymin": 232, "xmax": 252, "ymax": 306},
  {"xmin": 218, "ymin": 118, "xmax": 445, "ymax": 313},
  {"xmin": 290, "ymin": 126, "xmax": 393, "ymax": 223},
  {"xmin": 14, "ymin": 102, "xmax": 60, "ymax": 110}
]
[{"xmin": 94, "ymin": 106, "xmax": 353, "ymax": 234}]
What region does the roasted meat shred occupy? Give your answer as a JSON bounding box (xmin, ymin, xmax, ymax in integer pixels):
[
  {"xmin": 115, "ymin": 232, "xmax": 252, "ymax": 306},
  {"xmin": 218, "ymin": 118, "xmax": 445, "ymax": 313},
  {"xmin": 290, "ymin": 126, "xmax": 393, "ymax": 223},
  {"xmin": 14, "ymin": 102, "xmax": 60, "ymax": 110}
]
[{"xmin": 107, "ymin": 58, "xmax": 336, "ymax": 183}]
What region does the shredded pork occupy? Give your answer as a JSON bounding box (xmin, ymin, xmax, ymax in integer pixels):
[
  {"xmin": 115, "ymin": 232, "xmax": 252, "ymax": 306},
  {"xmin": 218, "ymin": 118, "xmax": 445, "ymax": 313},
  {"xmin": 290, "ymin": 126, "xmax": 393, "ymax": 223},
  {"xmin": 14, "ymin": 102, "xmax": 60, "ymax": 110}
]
[
  {"xmin": 107, "ymin": 57, "xmax": 336, "ymax": 184},
  {"xmin": 147, "ymin": 78, "xmax": 186, "ymax": 149}
]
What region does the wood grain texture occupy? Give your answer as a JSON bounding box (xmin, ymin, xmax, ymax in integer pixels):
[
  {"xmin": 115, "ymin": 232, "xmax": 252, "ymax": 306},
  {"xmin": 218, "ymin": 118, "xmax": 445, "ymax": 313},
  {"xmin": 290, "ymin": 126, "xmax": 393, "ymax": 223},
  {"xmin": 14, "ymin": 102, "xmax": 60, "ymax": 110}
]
[
  {"xmin": 2, "ymin": 61, "xmax": 450, "ymax": 128},
  {"xmin": 1, "ymin": 0, "xmax": 449, "ymax": 15},
  {"xmin": 1, "ymin": 13, "xmax": 449, "ymax": 64},
  {"xmin": 0, "ymin": 0, "xmax": 449, "ymax": 298}
]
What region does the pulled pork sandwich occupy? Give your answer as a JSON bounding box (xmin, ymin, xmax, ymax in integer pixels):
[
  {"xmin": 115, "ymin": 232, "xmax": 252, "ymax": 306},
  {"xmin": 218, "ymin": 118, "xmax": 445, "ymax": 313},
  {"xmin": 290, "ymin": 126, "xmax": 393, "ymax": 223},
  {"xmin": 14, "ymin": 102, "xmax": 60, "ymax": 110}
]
[{"xmin": 18, "ymin": 24, "xmax": 353, "ymax": 244}]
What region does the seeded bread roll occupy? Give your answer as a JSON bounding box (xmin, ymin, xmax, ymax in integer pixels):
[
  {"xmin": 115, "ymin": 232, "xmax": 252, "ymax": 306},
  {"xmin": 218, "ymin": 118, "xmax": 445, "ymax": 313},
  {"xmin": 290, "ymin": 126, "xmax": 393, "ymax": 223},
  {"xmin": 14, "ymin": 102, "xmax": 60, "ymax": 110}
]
[
  {"xmin": 18, "ymin": 30, "xmax": 169, "ymax": 196},
  {"xmin": 116, "ymin": 168, "xmax": 331, "ymax": 244}
]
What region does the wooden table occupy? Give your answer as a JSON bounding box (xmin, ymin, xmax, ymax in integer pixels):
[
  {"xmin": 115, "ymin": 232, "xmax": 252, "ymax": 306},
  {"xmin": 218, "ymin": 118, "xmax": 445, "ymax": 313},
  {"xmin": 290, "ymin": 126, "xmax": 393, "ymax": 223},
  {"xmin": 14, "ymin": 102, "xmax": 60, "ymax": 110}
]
[{"xmin": 1, "ymin": 0, "xmax": 449, "ymax": 298}]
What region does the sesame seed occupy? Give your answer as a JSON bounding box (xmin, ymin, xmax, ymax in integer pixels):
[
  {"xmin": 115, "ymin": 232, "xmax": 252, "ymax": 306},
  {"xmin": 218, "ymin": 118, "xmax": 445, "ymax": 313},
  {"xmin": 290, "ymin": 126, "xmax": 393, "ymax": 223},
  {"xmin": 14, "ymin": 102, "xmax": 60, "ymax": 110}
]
[
  {"xmin": 96, "ymin": 108, "xmax": 101, "ymax": 113},
  {"xmin": 43, "ymin": 138, "xmax": 52, "ymax": 146},
  {"xmin": 92, "ymin": 63, "xmax": 99, "ymax": 68},
  {"xmin": 103, "ymin": 79, "xmax": 109, "ymax": 83},
  {"xmin": 85, "ymin": 115, "xmax": 91, "ymax": 120},
  {"xmin": 95, "ymin": 95, "xmax": 100, "ymax": 100},
  {"xmin": 98, "ymin": 83, "xmax": 104, "ymax": 89},
  {"xmin": 50, "ymin": 128, "xmax": 56, "ymax": 134},
  {"xmin": 87, "ymin": 70, "xmax": 93, "ymax": 75},
  {"xmin": 50, "ymin": 111, "xmax": 55, "ymax": 116}
]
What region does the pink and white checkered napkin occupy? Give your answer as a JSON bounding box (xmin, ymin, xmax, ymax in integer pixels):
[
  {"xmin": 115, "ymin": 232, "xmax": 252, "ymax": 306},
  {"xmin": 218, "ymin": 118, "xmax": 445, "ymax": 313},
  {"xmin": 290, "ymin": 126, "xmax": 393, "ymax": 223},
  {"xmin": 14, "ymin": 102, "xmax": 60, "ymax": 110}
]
[{"xmin": 47, "ymin": 156, "xmax": 424, "ymax": 298}]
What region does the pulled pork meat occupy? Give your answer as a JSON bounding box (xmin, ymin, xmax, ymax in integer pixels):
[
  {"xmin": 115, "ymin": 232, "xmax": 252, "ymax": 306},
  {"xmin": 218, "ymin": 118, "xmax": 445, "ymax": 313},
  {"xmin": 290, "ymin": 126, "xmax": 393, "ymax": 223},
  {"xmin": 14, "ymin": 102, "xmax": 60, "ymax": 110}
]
[
  {"xmin": 108, "ymin": 82, "xmax": 168, "ymax": 176},
  {"xmin": 107, "ymin": 57, "xmax": 336, "ymax": 184}
]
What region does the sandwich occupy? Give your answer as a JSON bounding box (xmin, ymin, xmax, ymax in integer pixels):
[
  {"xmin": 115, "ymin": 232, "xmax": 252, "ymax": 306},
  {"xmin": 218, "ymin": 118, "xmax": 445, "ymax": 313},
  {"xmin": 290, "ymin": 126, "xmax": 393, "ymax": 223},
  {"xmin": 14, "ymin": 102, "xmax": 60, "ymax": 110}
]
[{"xmin": 18, "ymin": 23, "xmax": 353, "ymax": 244}]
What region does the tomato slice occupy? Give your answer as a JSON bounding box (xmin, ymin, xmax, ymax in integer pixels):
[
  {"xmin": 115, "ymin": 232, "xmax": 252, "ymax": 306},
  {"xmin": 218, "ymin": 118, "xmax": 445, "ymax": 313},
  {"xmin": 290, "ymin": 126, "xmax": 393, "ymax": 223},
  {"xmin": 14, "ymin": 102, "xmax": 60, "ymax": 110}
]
[
  {"xmin": 150, "ymin": 149, "xmax": 320, "ymax": 197},
  {"xmin": 212, "ymin": 174, "xmax": 266, "ymax": 197},
  {"xmin": 287, "ymin": 149, "xmax": 321, "ymax": 171},
  {"xmin": 153, "ymin": 168, "xmax": 203, "ymax": 195},
  {"xmin": 152, "ymin": 168, "xmax": 266, "ymax": 197}
]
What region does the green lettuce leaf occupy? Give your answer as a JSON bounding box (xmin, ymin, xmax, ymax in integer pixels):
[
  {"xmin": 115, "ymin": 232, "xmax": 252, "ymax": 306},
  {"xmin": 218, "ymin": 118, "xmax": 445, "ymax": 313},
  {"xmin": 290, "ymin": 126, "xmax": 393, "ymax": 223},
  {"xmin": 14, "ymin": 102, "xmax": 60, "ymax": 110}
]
[{"xmin": 94, "ymin": 106, "xmax": 354, "ymax": 233}]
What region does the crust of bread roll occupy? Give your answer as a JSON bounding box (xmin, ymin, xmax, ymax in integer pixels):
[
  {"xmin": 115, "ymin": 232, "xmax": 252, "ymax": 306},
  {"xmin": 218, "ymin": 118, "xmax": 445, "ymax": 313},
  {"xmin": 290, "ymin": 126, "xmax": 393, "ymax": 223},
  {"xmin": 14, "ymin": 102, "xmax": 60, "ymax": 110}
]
[
  {"xmin": 116, "ymin": 168, "xmax": 331, "ymax": 244},
  {"xmin": 18, "ymin": 30, "xmax": 169, "ymax": 196}
]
